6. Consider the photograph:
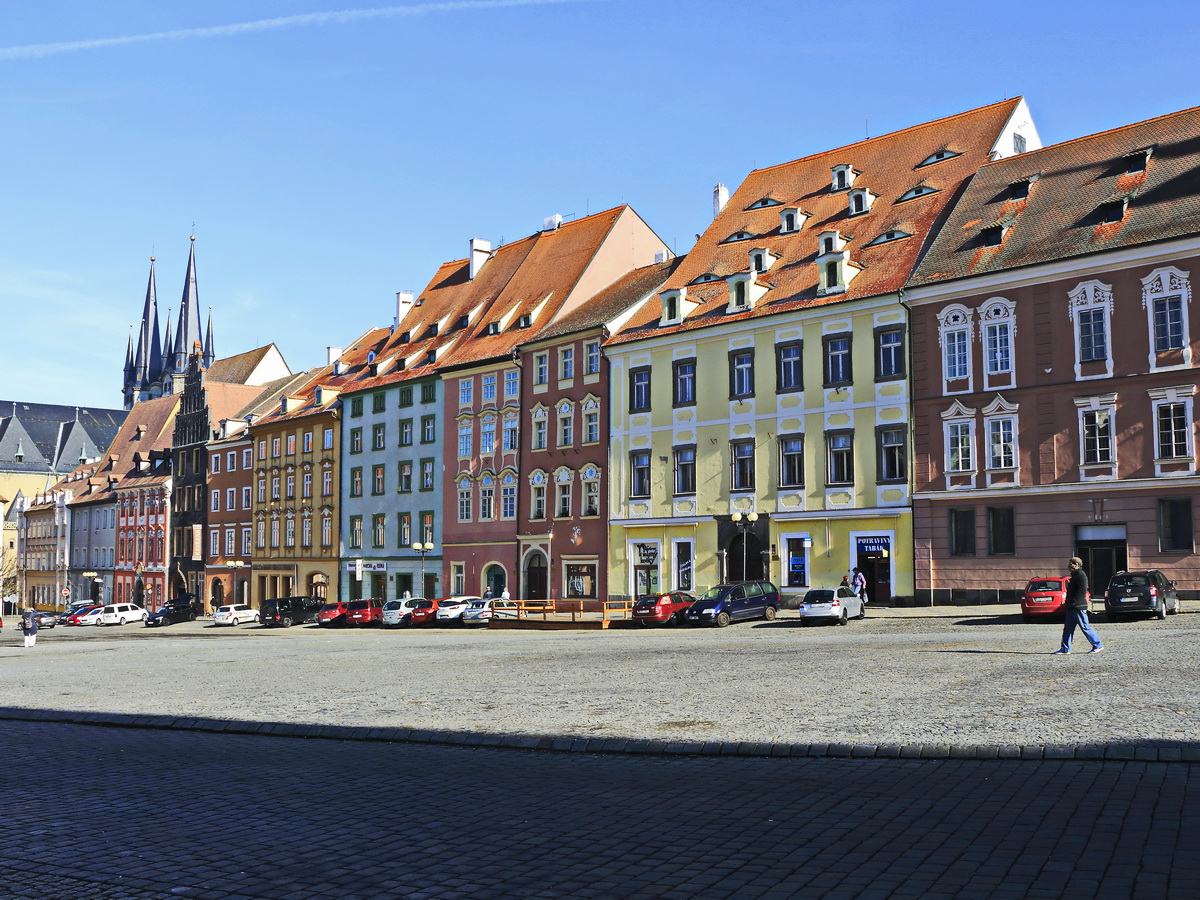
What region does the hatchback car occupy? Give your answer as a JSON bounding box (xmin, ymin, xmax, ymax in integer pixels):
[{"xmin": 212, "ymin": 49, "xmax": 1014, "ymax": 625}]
[
  {"xmin": 632, "ymin": 591, "xmax": 697, "ymax": 626},
  {"xmin": 74, "ymin": 606, "xmax": 107, "ymax": 626},
  {"xmin": 798, "ymin": 586, "xmax": 864, "ymax": 625},
  {"xmin": 345, "ymin": 597, "xmax": 385, "ymax": 626},
  {"xmin": 1105, "ymin": 570, "xmax": 1180, "ymax": 620},
  {"xmin": 684, "ymin": 581, "xmax": 781, "ymax": 627},
  {"xmin": 98, "ymin": 603, "xmax": 148, "ymax": 626},
  {"xmin": 145, "ymin": 603, "xmax": 199, "ymax": 627},
  {"xmin": 382, "ymin": 597, "xmax": 424, "ymax": 627},
  {"xmin": 435, "ymin": 596, "xmax": 480, "ymax": 624},
  {"xmin": 33, "ymin": 610, "xmax": 57, "ymax": 629},
  {"xmin": 394, "ymin": 598, "xmax": 440, "ymax": 627},
  {"xmin": 1020, "ymin": 576, "xmax": 1083, "ymax": 622},
  {"xmin": 60, "ymin": 602, "xmax": 96, "ymax": 625},
  {"xmin": 212, "ymin": 604, "xmax": 259, "ymax": 626},
  {"xmin": 317, "ymin": 601, "xmax": 350, "ymax": 627}
]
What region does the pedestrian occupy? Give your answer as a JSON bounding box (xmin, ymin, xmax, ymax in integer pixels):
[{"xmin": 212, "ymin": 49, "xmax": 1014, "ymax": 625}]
[
  {"xmin": 403, "ymin": 589, "xmax": 411, "ymax": 600},
  {"xmin": 1055, "ymin": 557, "xmax": 1103, "ymax": 654},
  {"xmin": 500, "ymin": 587, "xmax": 511, "ymax": 602},
  {"xmin": 21, "ymin": 606, "xmax": 38, "ymax": 649},
  {"xmin": 840, "ymin": 574, "xmax": 851, "ymax": 589},
  {"xmin": 852, "ymin": 568, "xmax": 868, "ymax": 605},
  {"xmin": 483, "ymin": 587, "xmax": 493, "ymax": 601}
]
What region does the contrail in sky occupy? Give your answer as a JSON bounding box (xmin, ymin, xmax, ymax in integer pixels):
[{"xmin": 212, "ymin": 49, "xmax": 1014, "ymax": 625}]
[{"xmin": 0, "ymin": 0, "xmax": 599, "ymax": 61}]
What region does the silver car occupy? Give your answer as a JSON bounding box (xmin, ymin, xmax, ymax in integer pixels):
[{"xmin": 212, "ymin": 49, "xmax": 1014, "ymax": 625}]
[{"xmin": 798, "ymin": 586, "xmax": 864, "ymax": 625}]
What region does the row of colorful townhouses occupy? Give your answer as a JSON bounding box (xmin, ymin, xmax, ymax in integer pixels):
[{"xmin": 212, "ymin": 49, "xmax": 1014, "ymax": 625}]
[{"xmin": 13, "ymin": 96, "xmax": 1200, "ymax": 612}]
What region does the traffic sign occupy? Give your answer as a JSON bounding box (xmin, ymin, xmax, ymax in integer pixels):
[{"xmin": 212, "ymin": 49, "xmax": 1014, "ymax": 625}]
[{"xmin": 61, "ymin": 587, "xmax": 70, "ymax": 598}]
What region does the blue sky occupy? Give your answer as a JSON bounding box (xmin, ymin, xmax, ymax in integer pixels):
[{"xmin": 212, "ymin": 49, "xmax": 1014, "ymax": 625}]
[{"xmin": 2, "ymin": 0, "xmax": 1197, "ymax": 410}]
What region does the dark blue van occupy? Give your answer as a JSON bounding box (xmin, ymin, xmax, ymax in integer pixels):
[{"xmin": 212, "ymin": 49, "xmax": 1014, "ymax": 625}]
[{"xmin": 684, "ymin": 581, "xmax": 781, "ymax": 627}]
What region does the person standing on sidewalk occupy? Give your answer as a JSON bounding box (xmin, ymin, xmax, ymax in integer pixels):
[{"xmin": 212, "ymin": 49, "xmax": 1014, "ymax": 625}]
[
  {"xmin": 21, "ymin": 606, "xmax": 38, "ymax": 649},
  {"xmin": 1055, "ymin": 558, "xmax": 1102, "ymax": 654},
  {"xmin": 852, "ymin": 568, "xmax": 868, "ymax": 606}
]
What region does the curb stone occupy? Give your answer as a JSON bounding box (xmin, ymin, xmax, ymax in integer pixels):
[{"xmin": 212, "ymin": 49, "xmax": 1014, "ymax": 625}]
[{"xmin": 0, "ymin": 707, "xmax": 1192, "ymax": 763}]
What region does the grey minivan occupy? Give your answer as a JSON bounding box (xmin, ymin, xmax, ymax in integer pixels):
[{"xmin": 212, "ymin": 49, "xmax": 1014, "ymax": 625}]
[{"xmin": 683, "ymin": 581, "xmax": 781, "ymax": 627}]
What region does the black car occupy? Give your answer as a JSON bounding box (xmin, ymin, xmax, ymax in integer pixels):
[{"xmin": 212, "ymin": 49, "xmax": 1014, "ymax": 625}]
[
  {"xmin": 145, "ymin": 603, "xmax": 199, "ymax": 627},
  {"xmin": 1104, "ymin": 570, "xmax": 1180, "ymax": 620},
  {"xmin": 260, "ymin": 596, "xmax": 323, "ymax": 627}
]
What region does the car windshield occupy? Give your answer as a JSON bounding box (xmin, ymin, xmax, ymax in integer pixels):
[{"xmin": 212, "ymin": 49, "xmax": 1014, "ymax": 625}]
[
  {"xmin": 320, "ymin": 604, "xmax": 342, "ymax": 612},
  {"xmin": 1027, "ymin": 580, "xmax": 1062, "ymax": 592},
  {"xmin": 468, "ymin": 601, "xmax": 487, "ymax": 608},
  {"xmin": 697, "ymin": 587, "xmax": 729, "ymax": 602},
  {"xmin": 383, "ymin": 601, "xmax": 403, "ymax": 610}
]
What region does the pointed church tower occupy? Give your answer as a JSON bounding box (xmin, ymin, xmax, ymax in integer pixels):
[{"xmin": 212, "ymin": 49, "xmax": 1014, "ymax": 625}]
[
  {"xmin": 173, "ymin": 236, "xmax": 203, "ymax": 377},
  {"xmin": 203, "ymin": 307, "xmax": 215, "ymax": 368},
  {"xmin": 123, "ymin": 257, "xmax": 163, "ymax": 410}
]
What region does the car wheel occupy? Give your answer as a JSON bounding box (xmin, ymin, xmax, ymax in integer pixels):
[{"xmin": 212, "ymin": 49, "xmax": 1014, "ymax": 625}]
[
  {"xmin": 838, "ymin": 610, "xmax": 848, "ymax": 626},
  {"xmin": 715, "ymin": 611, "xmax": 731, "ymax": 628},
  {"xmin": 118, "ymin": 618, "xmax": 126, "ymax": 626},
  {"xmin": 1157, "ymin": 601, "xmax": 1167, "ymax": 620},
  {"xmin": 763, "ymin": 606, "xmax": 777, "ymax": 622},
  {"xmin": 856, "ymin": 604, "xmax": 866, "ymax": 620},
  {"xmin": 281, "ymin": 615, "xmax": 294, "ymax": 627}
]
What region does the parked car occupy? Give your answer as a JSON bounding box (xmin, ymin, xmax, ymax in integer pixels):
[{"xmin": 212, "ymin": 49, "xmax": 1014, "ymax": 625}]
[
  {"xmin": 345, "ymin": 597, "xmax": 385, "ymax": 626},
  {"xmin": 435, "ymin": 596, "xmax": 480, "ymax": 625},
  {"xmin": 33, "ymin": 610, "xmax": 57, "ymax": 628},
  {"xmin": 395, "ymin": 597, "xmax": 440, "ymax": 627},
  {"xmin": 317, "ymin": 601, "xmax": 351, "ymax": 627},
  {"xmin": 1105, "ymin": 570, "xmax": 1180, "ymax": 620},
  {"xmin": 632, "ymin": 591, "xmax": 697, "ymax": 626},
  {"xmin": 145, "ymin": 602, "xmax": 199, "ymax": 627},
  {"xmin": 74, "ymin": 606, "xmax": 107, "ymax": 626},
  {"xmin": 684, "ymin": 581, "xmax": 781, "ymax": 627},
  {"xmin": 798, "ymin": 585, "xmax": 864, "ymax": 625},
  {"xmin": 461, "ymin": 597, "xmax": 520, "ymax": 625},
  {"xmin": 59, "ymin": 602, "xmax": 95, "ymax": 625},
  {"xmin": 97, "ymin": 603, "xmax": 148, "ymax": 626},
  {"xmin": 212, "ymin": 604, "xmax": 259, "ymax": 626},
  {"xmin": 260, "ymin": 596, "xmax": 322, "ymax": 627},
  {"xmin": 1020, "ymin": 576, "xmax": 1083, "ymax": 623},
  {"xmin": 382, "ymin": 597, "xmax": 425, "ymax": 627}
]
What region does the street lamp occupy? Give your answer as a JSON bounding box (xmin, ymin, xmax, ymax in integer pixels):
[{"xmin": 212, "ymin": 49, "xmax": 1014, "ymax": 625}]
[
  {"xmin": 411, "ymin": 541, "xmax": 434, "ymax": 594},
  {"xmin": 228, "ymin": 560, "xmax": 245, "ymax": 605},
  {"xmin": 730, "ymin": 512, "xmax": 758, "ymax": 580},
  {"xmin": 82, "ymin": 571, "xmax": 99, "ymax": 605}
]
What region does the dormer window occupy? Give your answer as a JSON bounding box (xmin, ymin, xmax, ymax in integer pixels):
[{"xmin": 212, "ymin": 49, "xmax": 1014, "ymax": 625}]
[
  {"xmin": 1099, "ymin": 199, "xmax": 1127, "ymax": 224},
  {"xmin": 690, "ymin": 272, "xmax": 720, "ymax": 284},
  {"xmin": 848, "ymin": 188, "xmax": 876, "ymax": 216},
  {"xmin": 425, "ymin": 349, "xmax": 437, "ymax": 365},
  {"xmin": 918, "ymin": 148, "xmax": 960, "ymax": 167},
  {"xmin": 399, "ymin": 331, "xmax": 410, "ymax": 343},
  {"xmin": 517, "ymin": 314, "xmax": 532, "ymax": 329},
  {"xmin": 734, "ymin": 281, "xmax": 747, "ymax": 307},
  {"xmin": 749, "ymin": 248, "xmax": 776, "ymax": 274},
  {"xmin": 823, "ymin": 236, "xmax": 834, "ymax": 253},
  {"xmin": 1125, "ymin": 149, "xmax": 1150, "ymax": 174},
  {"xmin": 831, "ymin": 164, "xmax": 856, "ymax": 191},
  {"xmin": 780, "ymin": 207, "xmax": 806, "ymax": 234},
  {"xmin": 457, "ymin": 315, "xmax": 469, "ymax": 329},
  {"xmin": 366, "ymin": 350, "xmax": 377, "ymax": 364},
  {"xmin": 660, "ymin": 288, "xmax": 694, "ymax": 325},
  {"xmin": 486, "ymin": 322, "xmax": 500, "ymax": 335},
  {"xmin": 864, "ymin": 228, "xmax": 912, "ymax": 248},
  {"xmin": 1008, "ymin": 179, "xmax": 1031, "ymax": 200},
  {"xmin": 748, "ymin": 196, "xmax": 780, "ymax": 209},
  {"xmin": 817, "ymin": 231, "xmax": 846, "ymax": 256},
  {"xmin": 426, "ymin": 323, "xmax": 439, "ymax": 337},
  {"xmin": 897, "ymin": 184, "xmax": 938, "ymax": 203},
  {"xmin": 981, "ymin": 225, "xmax": 1007, "ymax": 247},
  {"xmin": 722, "ymin": 230, "xmax": 754, "ymax": 243}
]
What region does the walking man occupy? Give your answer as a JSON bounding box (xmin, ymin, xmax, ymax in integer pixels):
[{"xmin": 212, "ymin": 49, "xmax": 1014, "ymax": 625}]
[
  {"xmin": 851, "ymin": 568, "xmax": 868, "ymax": 605},
  {"xmin": 1055, "ymin": 557, "xmax": 1103, "ymax": 654},
  {"xmin": 21, "ymin": 606, "xmax": 38, "ymax": 648}
]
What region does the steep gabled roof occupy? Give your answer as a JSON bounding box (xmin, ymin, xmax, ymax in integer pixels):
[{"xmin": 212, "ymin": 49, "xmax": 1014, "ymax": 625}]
[
  {"xmin": 536, "ymin": 256, "xmax": 684, "ymax": 343},
  {"xmin": 0, "ymin": 401, "xmax": 127, "ymax": 474},
  {"xmin": 909, "ymin": 104, "xmax": 1200, "ymax": 286},
  {"xmin": 610, "ymin": 98, "xmax": 1028, "ymax": 346},
  {"xmin": 206, "ymin": 344, "xmax": 290, "ymax": 385}
]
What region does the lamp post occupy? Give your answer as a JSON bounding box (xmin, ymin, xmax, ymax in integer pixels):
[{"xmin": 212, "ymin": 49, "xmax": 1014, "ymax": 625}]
[
  {"xmin": 82, "ymin": 571, "xmax": 98, "ymax": 605},
  {"xmin": 730, "ymin": 512, "xmax": 758, "ymax": 580},
  {"xmin": 228, "ymin": 560, "xmax": 245, "ymax": 605},
  {"xmin": 411, "ymin": 541, "xmax": 434, "ymax": 594}
]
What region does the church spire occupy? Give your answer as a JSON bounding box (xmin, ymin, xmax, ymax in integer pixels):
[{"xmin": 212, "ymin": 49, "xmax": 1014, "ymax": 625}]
[
  {"xmin": 174, "ymin": 235, "xmax": 202, "ymax": 372},
  {"xmin": 203, "ymin": 306, "xmax": 215, "ymax": 368},
  {"xmin": 123, "ymin": 257, "xmax": 162, "ymax": 409}
]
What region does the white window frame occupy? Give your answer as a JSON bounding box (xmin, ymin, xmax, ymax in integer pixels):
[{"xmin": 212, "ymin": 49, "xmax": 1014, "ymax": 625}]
[
  {"xmin": 981, "ymin": 298, "xmax": 1015, "ymax": 388},
  {"xmin": 1142, "ymin": 266, "xmax": 1192, "ymax": 371},
  {"xmin": 937, "ymin": 305, "xmax": 974, "ymax": 392},
  {"xmin": 459, "ymin": 378, "xmax": 473, "ymax": 406},
  {"xmin": 1069, "ymin": 280, "xmax": 1114, "ymax": 379}
]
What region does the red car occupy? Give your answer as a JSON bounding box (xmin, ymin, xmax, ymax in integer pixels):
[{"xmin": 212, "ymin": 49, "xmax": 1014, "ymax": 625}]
[
  {"xmin": 64, "ymin": 605, "xmax": 102, "ymax": 625},
  {"xmin": 1021, "ymin": 576, "xmax": 1089, "ymax": 623},
  {"xmin": 405, "ymin": 598, "xmax": 440, "ymax": 626},
  {"xmin": 632, "ymin": 591, "xmax": 697, "ymax": 626},
  {"xmin": 317, "ymin": 601, "xmax": 350, "ymax": 627},
  {"xmin": 345, "ymin": 597, "xmax": 384, "ymax": 626}
]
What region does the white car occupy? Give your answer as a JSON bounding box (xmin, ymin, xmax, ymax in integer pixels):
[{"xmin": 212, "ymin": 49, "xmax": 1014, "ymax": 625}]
[
  {"xmin": 213, "ymin": 604, "xmax": 259, "ymax": 626},
  {"xmin": 434, "ymin": 596, "xmax": 480, "ymax": 624},
  {"xmin": 462, "ymin": 597, "xmax": 519, "ymax": 625},
  {"xmin": 798, "ymin": 586, "xmax": 865, "ymax": 625},
  {"xmin": 97, "ymin": 603, "xmax": 148, "ymax": 626},
  {"xmin": 77, "ymin": 606, "xmax": 108, "ymax": 626},
  {"xmin": 382, "ymin": 597, "xmax": 426, "ymax": 627}
]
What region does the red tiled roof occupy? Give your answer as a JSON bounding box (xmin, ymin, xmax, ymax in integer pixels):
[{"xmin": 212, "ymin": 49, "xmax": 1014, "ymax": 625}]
[
  {"xmin": 909, "ymin": 104, "xmax": 1200, "ymax": 286},
  {"xmin": 610, "ymin": 99, "xmax": 1024, "ymax": 345},
  {"xmin": 206, "ymin": 344, "xmax": 285, "ymax": 384},
  {"xmin": 536, "ymin": 256, "xmax": 683, "ymax": 342}
]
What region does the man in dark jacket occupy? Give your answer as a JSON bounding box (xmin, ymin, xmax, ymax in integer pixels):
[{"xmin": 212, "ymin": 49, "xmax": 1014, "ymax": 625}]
[{"xmin": 1055, "ymin": 557, "xmax": 1103, "ymax": 654}]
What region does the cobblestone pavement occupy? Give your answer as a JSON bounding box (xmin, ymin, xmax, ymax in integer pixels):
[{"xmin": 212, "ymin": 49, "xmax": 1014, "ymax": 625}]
[{"xmin": 1, "ymin": 720, "xmax": 1195, "ymax": 900}]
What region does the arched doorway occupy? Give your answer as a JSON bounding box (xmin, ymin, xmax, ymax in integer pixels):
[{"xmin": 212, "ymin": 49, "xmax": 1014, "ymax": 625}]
[
  {"xmin": 309, "ymin": 573, "xmax": 329, "ymax": 600},
  {"xmin": 235, "ymin": 578, "xmax": 248, "ymax": 605},
  {"xmin": 133, "ymin": 579, "xmax": 145, "ymax": 608},
  {"xmin": 727, "ymin": 532, "xmax": 765, "ymax": 582},
  {"xmin": 524, "ymin": 551, "xmax": 548, "ymax": 600},
  {"xmin": 210, "ymin": 578, "xmax": 225, "ymax": 612},
  {"xmin": 484, "ymin": 564, "xmax": 507, "ymax": 597}
]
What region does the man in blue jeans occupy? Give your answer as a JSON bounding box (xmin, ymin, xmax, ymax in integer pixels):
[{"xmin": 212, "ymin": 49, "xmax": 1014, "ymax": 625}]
[{"xmin": 1055, "ymin": 557, "xmax": 1103, "ymax": 654}]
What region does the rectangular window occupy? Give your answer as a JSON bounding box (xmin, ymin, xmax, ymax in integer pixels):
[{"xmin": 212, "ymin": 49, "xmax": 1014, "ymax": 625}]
[
  {"xmin": 398, "ymin": 462, "xmax": 413, "ymax": 493},
  {"xmin": 398, "ymin": 386, "xmax": 413, "ymax": 407},
  {"xmin": 503, "ymin": 419, "xmax": 519, "ymax": 451},
  {"xmin": 780, "ymin": 436, "xmax": 804, "ymax": 487},
  {"xmin": 372, "ymin": 423, "xmax": 386, "ymax": 451},
  {"xmin": 349, "ymin": 467, "xmax": 363, "ymax": 497},
  {"xmin": 674, "ymin": 541, "xmax": 694, "ymax": 591},
  {"xmin": 322, "ymin": 470, "xmax": 333, "ymax": 496},
  {"xmin": 584, "ymin": 412, "xmax": 599, "ymax": 444},
  {"xmin": 349, "ymin": 428, "xmax": 362, "ymax": 454},
  {"xmin": 731, "ymin": 440, "xmax": 755, "ymax": 491},
  {"xmin": 947, "ymin": 422, "xmax": 974, "ymax": 472},
  {"xmin": 533, "ymin": 418, "xmax": 547, "ymax": 450},
  {"xmin": 270, "ymin": 518, "xmax": 280, "ymax": 549},
  {"xmin": 501, "ymin": 484, "xmax": 516, "ymax": 518},
  {"xmin": 458, "ymin": 423, "xmax": 472, "ymax": 457},
  {"xmin": 452, "ymin": 564, "xmax": 465, "ymax": 596},
  {"xmin": 674, "ymin": 446, "xmax": 696, "ymax": 495},
  {"xmin": 258, "ymin": 440, "xmax": 267, "ymax": 460},
  {"xmin": 372, "ymin": 464, "xmax": 385, "ymax": 495},
  {"xmin": 823, "ymin": 334, "xmax": 852, "ymax": 386},
  {"xmin": 630, "ymin": 451, "xmax": 651, "ymax": 498},
  {"xmin": 421, "ymin": 382, "xmax": 436, "ymax": 403},
  {"xmin": 1156, "ymin": 402, "xmax": 1189, "ymax": 459},
  {"xmin": 949, "ymin": 508, "xmax": 976, "ymax": 556},
  {"xmin": 1159, "ymin": 498, "xmax": 1194, "ymax": 552},
  {"xmin": 875, "ymin": 326, "xmax": 905, "ymax": 380},
  {"xmin": 534, "ymin": 353, "xmax": 549, "ymax": 385},
  {"xmin": 531, "ymin": 485, "xmax": 546, "ymax": 519},
  {"xmin": 301, "ymin": 473, "xmax": 312, "ymax": 499},
  {"xmin": 826, "ymin": 432, "xmax": 853, "ymax": 485},
  {"xmin": 211, "ymin": 455, "xmax": 221, "ymax": 474},
  {"xmin": 558, "ymin": 413, "xmax": 573, "ymax": 447},
  {"xmin": 421, "ymin": 459, "xmax": 434, "ymax": 491},
  {"xmin": 210, "ymin": 490, "xmax": 220, "ymax": 512},
  {"xmin": 227, "ymin": 488, "xmax": 237, "ymax": 510},
  {"xmin": 480, "ymin": 485, "xmax": 494, "ymax": 520},
  {"xmin": 301, "ymin": 517, "xmax": 311, "ymax": 548},
  {"xmin": 459, "ymin": 378, "xmax": 473, "ymax": 406},
  {"xmin": 583, "ymin": 481, "xmax": 599, "ymax": 517},
  {"xmin": 482, "ymin": 373, "xmax": 496, "ymax": 401},
  {"xmin": 566, "ymin": 564, "xmax": 597, "ymax": 599},
  {"xmin": 560, "ymin": 347, "xmax": 575, "ymax": 380},
  {"xmin": 243, "ymin": 448, "xmax": 252, "ymax": 468},
  {"xmin": 776, "ymin": 342, "xmax": 802, "ymax": 392},
  {"xmin": 350, "ymin": 397, "xmax": 363, "ymax": 417},
  {"xmin": 481, "ymin": 420, "xmax": 496, "ymax": 454},
  {"xmin": 349, "ymin": 516, "xmax": 362, "ymax": 549},
  {"xmin": 323, "ymin": 428, "xmax": 334, "ymax": 450},
  {"xmin": 1082, "ymin": 410, "xmax": 1113, "ymax": 465},
  {"xmin": 585, "ymin": 341, "xmax": 601, "ymax": 375},
  {"xmin": 399, "ymin": 419, "xmax": 413, "ymax": 446},
  {"xmin": 421, "ymin": 416, "xmax": 435, "ymax": 443},
  {"xmin": 303, "ymin": 432, "xmax": 313, "ymax": 453},
  {"xmin": 321, "ymin": 515, "xmax": 332, "ymax": 547},
  {"xmin": 210, "ymin": 529, "xmax": 220, "ymax": 556},
  {"xmin": 287, "ymin": 434, "xmax": 296, "ymax": 455},
  {"xmin": 225, "ymin": 529, "xmax": 236, "ymax": 556},
  {"xmin": 256, "ymin": 520, "xmax": 266, "ymax": 549},
  {"xmin": 398, "ymin": 513, "xmax": 412, "ymax": 547},
  {"xmin": 557, "ymin": 483, "xmax": 571, "ymax": 518},
  {"xmin": 878, "ymin": 426, "xmax": 907, "ymax": 482},
  {"xmin": 504, "ymin": 369, "xmax": 519, "ymax": 397},
  {"xmin": 257, "ymin": 479, "xmax": 266, "ymax": 503},
  {"xmin": 984, "ymin": 322, "xmax": 1011, "ymax": 374},
  {"xmin": 1078, "ymin": 308, "xmax": 1108, "ymax": 362},
  {"xmin": 372, "ymin": 392, "xmax": 386, "ymax": 414},
  {"xmin": 271, "ymin": 437, "xmax": 280, "ymax": 458},
  {"xmin": 242, "ymin": 486, "xmax": 252, "ymax": 508},
  {"xmin": 271, "ymin": 476, "xmax": 281, "ymax": 500},
  {"xmin": 944, "ymin": 330, "xmax": 968, "ymax": 380},
  {"xmin": 285, "ymin": 518, "xmax": 295, "ymax": 548},
  {"xmin": 286, "ymin": 475, "xmax": 295, "ymax": 499},
  {"xmin": 458, "ymin": 487, "xmax": 472, "ymax": 522},
  {"xmin": 630, "ymin": 368, "xmax": 651, "ymax": 411},
  {"xmin": 730, "ymin": 350, "xmax": 754, "ymax": 398},
  {"xmin": 242, "ymin": 527, "xmax": 253, "ymax": 555},
  {"xmin": 422, "ymin": 512, "xmax": 434, "ymax": 543},
  {"xmin": 987, "ymin": 418, "xmax": 1015, "ymax": 469},
  {"xmin": 988, "ymin": 506, "xmax": 1015, "ymax": 555},
  {"xmin": 673, "ymin": 359, "xmax": 696, "ymax": 406},
  {"xmin": 1154, "ymin": 297, "xmax": 1184, "ymax": 351}
]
